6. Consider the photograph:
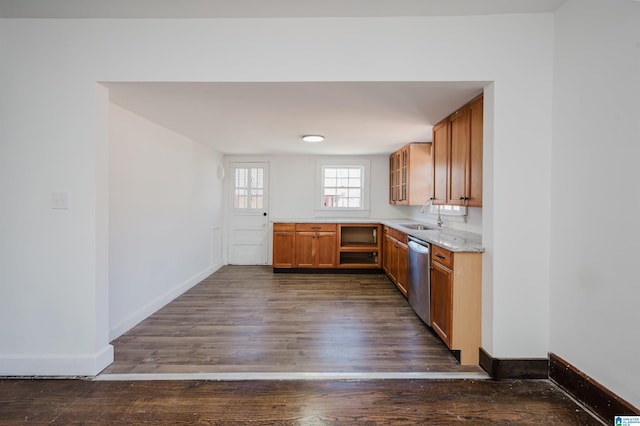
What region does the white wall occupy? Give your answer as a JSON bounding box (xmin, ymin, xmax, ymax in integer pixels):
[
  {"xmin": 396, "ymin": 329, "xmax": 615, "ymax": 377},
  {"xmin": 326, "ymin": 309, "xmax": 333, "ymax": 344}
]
[
  {"xmin": 226, "ymin": 154, "xmax": 405, "ymax": 222},
  {"xmin": 109, "ymin": 103, "xmax": 224, "ymax": 340},
  {"xmin": 404, "ymin": 206, "xmax": 483, "ymax": 234},
  {"xmin": 0, "ymin": 14, "xmax": 554, "ymax": 374},
  {"xmin": 550, "ymin": 0, "xmax": 640, "ymax": 407}
]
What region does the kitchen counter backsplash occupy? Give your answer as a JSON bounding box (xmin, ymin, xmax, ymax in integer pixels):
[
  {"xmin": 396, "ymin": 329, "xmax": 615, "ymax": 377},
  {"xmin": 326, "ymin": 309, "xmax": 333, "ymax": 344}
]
[{"xmin": 271, "ymin": 218, "xmax": 483, "ymax": 253}]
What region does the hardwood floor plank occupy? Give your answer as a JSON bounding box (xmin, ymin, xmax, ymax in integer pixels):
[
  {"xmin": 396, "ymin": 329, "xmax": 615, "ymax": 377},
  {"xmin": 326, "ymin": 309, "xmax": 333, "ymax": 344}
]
[
  {"xmin": 103, "ymin": 266, "xmax": 481, "ymax": 375},
  {"xmin": 0, "ymin": 379, "xmax": 602, "ymax": 425}
]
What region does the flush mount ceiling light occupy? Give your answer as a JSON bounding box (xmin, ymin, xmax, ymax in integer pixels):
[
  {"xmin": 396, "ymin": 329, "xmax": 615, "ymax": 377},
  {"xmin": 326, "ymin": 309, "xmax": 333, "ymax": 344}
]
[{"xmin": 302, "ymin": 135, "xmax": 325, "ymax": 143}]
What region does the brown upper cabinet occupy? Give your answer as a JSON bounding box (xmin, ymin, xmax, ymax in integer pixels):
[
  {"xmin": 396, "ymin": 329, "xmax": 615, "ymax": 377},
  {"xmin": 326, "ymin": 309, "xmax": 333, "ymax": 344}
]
[
  {"xmin": 388, "ymin": 143, "xmax": 432, "ymax": 206},
  {"xmin": 431, "ymin": 95, "xmax": 483, "ymax": 207}
]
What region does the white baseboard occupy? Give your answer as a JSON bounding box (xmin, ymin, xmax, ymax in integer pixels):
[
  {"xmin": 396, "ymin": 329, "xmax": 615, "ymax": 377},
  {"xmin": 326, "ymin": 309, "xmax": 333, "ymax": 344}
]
[
  {"xmin": 0, "ymin": 344, "xmax": 114, "ymax": 377},
  {"xmin": 109, "ymin": 261, "xmax": 224, "ymax": 341}
]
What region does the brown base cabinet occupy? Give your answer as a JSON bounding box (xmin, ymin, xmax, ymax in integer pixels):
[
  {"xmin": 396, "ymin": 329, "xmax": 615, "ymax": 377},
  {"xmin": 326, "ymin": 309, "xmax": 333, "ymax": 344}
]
[
  {"xmin": 338, "ymin": 224, "xmax": 382, "ymax": 268},
  {"xmin": 273, "ymin": 223, "xmax": 381, "ymax": 270},
  {"xmin": 430, "ymin": 260, "xmax": 453, "ymax": 347},
  {"xmin": 430, "ymin": 244, "xmax": 482, "ymax": 365},
  {"xmin": 294, "ymin": 224, "xmax": 337, "ymax": 268},
  {"xmin": 382, "ymin": 226, "xmax": 409, "ymax": 297},
  {"xmin": 272, "ymin": 223, "xmax": 296, "ymax": 268}
]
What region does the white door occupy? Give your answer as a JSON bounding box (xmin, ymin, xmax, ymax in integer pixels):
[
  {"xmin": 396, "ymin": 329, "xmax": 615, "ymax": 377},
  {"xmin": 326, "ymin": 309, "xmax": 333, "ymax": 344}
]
[{"xmin": 228, "ymin": 162, "xmax": 269, "ymax": 265}]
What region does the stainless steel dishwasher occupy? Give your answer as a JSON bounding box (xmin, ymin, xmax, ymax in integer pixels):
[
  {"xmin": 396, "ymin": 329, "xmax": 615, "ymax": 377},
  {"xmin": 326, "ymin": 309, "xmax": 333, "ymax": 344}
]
[{"xmin": 407, "ymin": 236, "xmax": 431, "ymax": 326}]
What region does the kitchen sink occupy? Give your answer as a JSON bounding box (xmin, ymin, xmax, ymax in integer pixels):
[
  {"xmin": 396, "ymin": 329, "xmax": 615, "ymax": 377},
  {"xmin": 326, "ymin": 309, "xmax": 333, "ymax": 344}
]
[{"xmin": 400, "ymin": 223, "xmax": 434, "ymax": 230}]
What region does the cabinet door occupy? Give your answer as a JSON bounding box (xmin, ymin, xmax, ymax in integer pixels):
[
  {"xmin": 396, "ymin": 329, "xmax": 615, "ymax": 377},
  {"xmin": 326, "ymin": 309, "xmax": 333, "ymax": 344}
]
[
  {"xmin": 316, "ymin": 232, "xmax": 337, "ymax": 268},
  {"xmin": 431, "ymin": 261, "xmax": 453, "ymax": 348},
  {"xmin": 399, "ymin": 146, "xmax": 409, "ymax": 204},
  {"xmin": 449, "ymin": 106, "xmax": 470, "ymax": 206},
  {"xmin": 295, "ymin": 232, "xmax": 315, "ymax": 268},
  {"xmin": 385, "ymin": 235, "xmax": 399, "ymax": 283},
  {"xmin": 389, "ymin": 156, "xmax": 396, "ymax": 204},
  {"xmin": 390, "ymin": 151, "xmax": 402, "ymax": 204},
  {"xmin": 395, "ymin": 240, "xmax": 409, "ymax": 297},
  {"xmin": 383, "ymin": 233, "xmax": 392, "ymax": 275},
  {"xmin": 432, "ymin": 119, "xmax": 449, "ymax": 205},
  {"xmin": 468, "ymin": 96, "xmax": 483, "ymax": 207},
  {"xmin": 273, "ymin": 230, "xmax": 295, "ymax": 268}
]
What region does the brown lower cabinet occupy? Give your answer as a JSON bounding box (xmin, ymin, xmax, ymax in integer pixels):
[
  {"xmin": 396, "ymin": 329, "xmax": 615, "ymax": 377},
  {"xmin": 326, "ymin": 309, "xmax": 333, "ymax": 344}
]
[
  {"xmin": 273, "ymin": 223, "xmax": 382, "ymax": 269},
  {"xmin": 294, "ymin": 224, "xmax": 337, "ymax": 268},
  {"xmin": 430, "ymin": 244, "xmax": 482, "ymax": 365},
  {"xmin": 430, "ymin": 260, "xmax": 453, "ymax": 347},
  {"xmin": 272, "ymin": 223, "xmax": 296, "ymax": 268},
  {"xmin": 382, "ymin": 226, "xmax": 408, "ymax": 297}
]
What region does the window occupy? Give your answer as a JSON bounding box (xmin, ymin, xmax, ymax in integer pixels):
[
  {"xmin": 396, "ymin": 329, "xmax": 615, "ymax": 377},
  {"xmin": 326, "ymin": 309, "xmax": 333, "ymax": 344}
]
[
  {"xmin": 234, "ymin": 166, "xmax": 264, "ymax": 209},
  {"xmin": 322, "ymin": 166, "xmax": 363, "ymax": 208}
]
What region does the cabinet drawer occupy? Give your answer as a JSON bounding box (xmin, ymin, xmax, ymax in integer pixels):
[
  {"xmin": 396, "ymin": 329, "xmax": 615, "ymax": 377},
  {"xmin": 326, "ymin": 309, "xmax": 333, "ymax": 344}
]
[
  {"xmin": 387, "ymin": 227, "xmax": 407, "ymax": 244},
  {"xmin": 295, "ymin": 223, "xmax": 337, "ymax": 232},
  {"xmin": 273, "ymin": 223, "xmax": 295, "ymax": 232},
  {"xmin": 432, "ymin": 245, "xmax": 453, "ymax": 269}
]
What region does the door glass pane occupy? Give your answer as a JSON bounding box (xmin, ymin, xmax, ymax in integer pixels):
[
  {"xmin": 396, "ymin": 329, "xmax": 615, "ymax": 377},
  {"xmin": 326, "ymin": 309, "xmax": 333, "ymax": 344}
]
[{"xmin": 235, "ymin": 167, "xmax": 265, "ymax": 210}]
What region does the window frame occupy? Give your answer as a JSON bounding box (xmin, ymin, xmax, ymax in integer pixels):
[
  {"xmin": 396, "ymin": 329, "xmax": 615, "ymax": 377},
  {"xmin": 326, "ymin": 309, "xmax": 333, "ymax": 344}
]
[
  {"xmin": 315, "ymin": 159, "xmax": 370, "ymax": 214},
  {"xmin": 232, "ymin": 164, "xmax": 266, "ymax": 211}
]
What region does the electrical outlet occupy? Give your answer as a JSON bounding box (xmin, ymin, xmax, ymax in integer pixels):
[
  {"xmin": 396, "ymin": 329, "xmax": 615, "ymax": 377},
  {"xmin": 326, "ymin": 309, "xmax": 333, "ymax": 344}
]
[{"xmin": 51, "ymin": 192, "xmax": 70, "ymax": 209}]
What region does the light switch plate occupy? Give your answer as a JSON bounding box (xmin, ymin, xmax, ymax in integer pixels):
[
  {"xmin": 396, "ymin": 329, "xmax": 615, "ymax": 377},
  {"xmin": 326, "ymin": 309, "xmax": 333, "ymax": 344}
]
[{"xmin": 51, "ymin": 192, "xmax": 70, "ymax": 209}]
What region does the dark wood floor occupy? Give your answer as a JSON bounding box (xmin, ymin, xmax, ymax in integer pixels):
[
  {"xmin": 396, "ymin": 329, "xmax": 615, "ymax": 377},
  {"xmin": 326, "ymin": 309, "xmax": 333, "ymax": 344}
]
[
  {"xmin": 103, "ymin": 265, "xmax": 481, "ymax": 374},
  {"xmin": 1, "ymin": 266, "xmax": 604, "ymax": 424},
  {"xmin": 0, "ymin": 379, "xmax": 602, "ymax": 424}
]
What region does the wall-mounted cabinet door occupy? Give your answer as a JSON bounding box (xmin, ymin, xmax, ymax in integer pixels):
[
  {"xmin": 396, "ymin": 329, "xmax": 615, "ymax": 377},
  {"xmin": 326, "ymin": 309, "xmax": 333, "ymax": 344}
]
[
  {"xmin": 431, "ymin": 95, "xmax": 483, "ymax": 207},
  {"xmin": 448, "ymin": 106, "xmax": 470, "ymax": 206},
  {"xmin": 467, "ymin": 96, "xmax": 483, "ymax": 207},
  {"xmin": 389, "ymin": 143, "xmax": 431, "ymax": 206},
  {"xmin": 431, "ymin": 120, "xmax": 449, "ymax": 205}
]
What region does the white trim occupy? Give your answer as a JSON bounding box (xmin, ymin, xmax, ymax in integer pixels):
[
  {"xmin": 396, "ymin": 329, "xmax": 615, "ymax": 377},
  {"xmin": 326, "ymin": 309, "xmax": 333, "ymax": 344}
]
[
  {"xmin": 109, "ymin": 263, "xmax": 223, "ymax": 340},
  {"xmin": 95, "ymin": 371, "xmax": 490, "ymax": 381},
  {"xmin": 0, "ymin": 345, "xmax": 114, "ymax": 376}
]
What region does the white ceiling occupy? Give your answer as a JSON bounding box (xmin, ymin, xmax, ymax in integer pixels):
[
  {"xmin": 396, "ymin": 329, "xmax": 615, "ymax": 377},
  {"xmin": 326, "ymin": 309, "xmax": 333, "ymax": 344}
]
[
  {"xmin": 4, "ymin": 1, "xmax": 564, "ymax": 155},
  {"xmin": 106, "ymin": 82, "xmax": 487, "ymax": 155},
  {"xmin": 0, "ymin": 0, "xmax": 566, "ymax": 19}
]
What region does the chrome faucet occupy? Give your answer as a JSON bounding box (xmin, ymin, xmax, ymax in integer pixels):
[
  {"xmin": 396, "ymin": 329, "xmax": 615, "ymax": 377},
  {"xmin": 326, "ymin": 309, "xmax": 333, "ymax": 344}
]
[
  {"xmin": 420, "ymin": 197, "xmax": 432, "ymax": 214},
  {"xmin": 421, "ymin": 197, "xmax": 445, "ymax": 228},
  {"xmin": 436, "ymin": 205, "xmax": 444, "ymax": 227}
]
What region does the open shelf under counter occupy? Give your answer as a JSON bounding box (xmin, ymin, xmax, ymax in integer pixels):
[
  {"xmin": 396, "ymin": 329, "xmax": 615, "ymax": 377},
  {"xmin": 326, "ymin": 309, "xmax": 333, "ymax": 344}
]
[{"xmin": 337, "ymin": 224, "xmax": 382, "ymax": 268}]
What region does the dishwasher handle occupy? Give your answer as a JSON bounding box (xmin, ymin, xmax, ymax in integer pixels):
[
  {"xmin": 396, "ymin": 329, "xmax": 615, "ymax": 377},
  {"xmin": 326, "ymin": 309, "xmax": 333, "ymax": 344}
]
[{"xmin": 408, "ymin": 240, "xmax": 430, "ymax": 254}]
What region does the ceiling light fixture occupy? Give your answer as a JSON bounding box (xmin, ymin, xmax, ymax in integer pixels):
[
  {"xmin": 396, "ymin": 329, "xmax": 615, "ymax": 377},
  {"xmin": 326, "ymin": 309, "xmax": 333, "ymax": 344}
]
[{"xmin": 302, "ymin": 135, "xmax": 324, "ymax": 143}]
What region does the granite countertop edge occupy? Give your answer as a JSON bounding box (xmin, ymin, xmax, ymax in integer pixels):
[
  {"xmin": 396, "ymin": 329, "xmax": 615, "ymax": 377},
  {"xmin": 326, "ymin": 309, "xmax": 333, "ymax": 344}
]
[{"xmin": 271, "ymin": 218, "xmax": 484, "ymax": 253}]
